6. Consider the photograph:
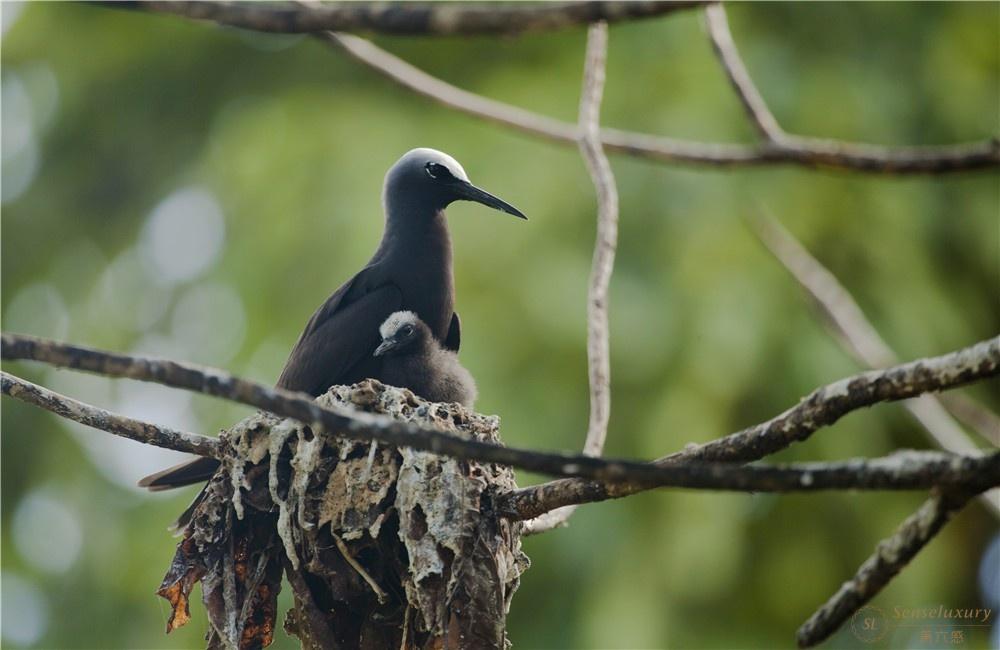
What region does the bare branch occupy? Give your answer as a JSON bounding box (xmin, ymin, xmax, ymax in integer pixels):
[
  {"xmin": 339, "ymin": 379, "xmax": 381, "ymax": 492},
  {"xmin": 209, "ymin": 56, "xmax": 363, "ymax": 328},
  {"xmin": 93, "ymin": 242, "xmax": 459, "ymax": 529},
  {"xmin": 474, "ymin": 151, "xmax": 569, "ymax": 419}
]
[
  {"xmin": 580, "ymin": 23, "xmax": 618, "ymax": 456},
  {"xmin": 526, "ymin": 22, "xmax": 619, "ymax": 535},
  {"xmin": 132, "ymin": 1, "xmax": 705, "ymax": 36},
  {"xmin": 704, "ymin": 3, "xmax": 784, "ymax": 142},
  {"xmin": 4, "ymin": 333, "xmax": 999, "ymax": 500},
  {"xmin": 513, "ymin": 451, "xmax": 1000, "ymax": 500},
  {"xmin": 746, "ymin": 210, "xmax": 1000, "ymax": 517},
  {"xmin": 749, "ymin": 212, "xmax": 895, "ymax": 367},
  {"xmin": 497, "ymin": 335, "xmax": 1000, "ymax": 519},
  {"xmin": 93, "ymin": 1, "xmax": 1000, "ymax": 173},
  {"xmin": 747, "ymin": 210, "xmax": 1000, "ymax": 446},
  {"xmin": 578, "ymin": 22, "xmax": 618, "ymax": 460},
  {"xmin": 0, "ymin": 370, "xmax": 221, "ymax": 457},
  {"xmin": 658, "ymin": 342, "xmax": 1000, "ymax": 466},
  {"xmin": 317, "ymin": 33, "xmax": 999, "ymax": 174},
  {"xmin": 796, "ymin": 488, "xmax": 976, "ymax": 648},
  {"xmin": 939, "ymin": 392, "xmax": 1000, "ymax": 446},
  {"xmin": 331, "ymin": 532, "xmax": 389, "ymax": 604}
]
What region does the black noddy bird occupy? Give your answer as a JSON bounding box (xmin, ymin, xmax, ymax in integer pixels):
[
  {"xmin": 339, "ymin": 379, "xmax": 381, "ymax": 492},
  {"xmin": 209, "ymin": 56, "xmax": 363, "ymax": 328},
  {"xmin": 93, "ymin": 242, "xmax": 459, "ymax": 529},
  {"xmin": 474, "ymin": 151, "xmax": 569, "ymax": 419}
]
[
  {"xmin": 375, "ymin": 310, "xmax": 477, "ymax": 408},
  {"xmin": 139, "ymin": 148, "xmax": 524, "ymax": 504}
]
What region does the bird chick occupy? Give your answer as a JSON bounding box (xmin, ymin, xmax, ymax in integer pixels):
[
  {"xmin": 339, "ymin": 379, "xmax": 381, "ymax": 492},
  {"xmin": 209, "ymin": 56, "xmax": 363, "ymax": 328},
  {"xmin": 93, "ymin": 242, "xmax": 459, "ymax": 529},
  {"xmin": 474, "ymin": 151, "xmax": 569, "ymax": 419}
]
[{"xmin": 374, "ymin": 311, "xmax": 477, "ymax": 408}]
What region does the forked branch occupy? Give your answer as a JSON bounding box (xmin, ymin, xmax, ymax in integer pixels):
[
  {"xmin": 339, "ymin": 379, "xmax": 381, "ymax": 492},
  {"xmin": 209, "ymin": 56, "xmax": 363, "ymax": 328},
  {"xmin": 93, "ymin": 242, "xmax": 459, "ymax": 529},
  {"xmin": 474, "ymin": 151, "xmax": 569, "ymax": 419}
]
[
  {"xmin": 498, "ymin": 334, "xmax": 1000, "ymax": 519},
  {"xmin": 320, "ymin": 31, "xmax": 999, "ymax": 174},
  {"xmin": 7, "ymin": 3, "xmax": 998, "ymax": 647},
  {"xmin": 525, "ymin": 21, "xmax": 620, "ymax": 535},
  {"xmin": 4, "ymin": 333, "xmax": 999, "ymax": 513},
  {"xmin": 704, "ymin": 3, "xmax": 785, "ymax": 142},
  {"xmin": 111, "ymin": 2, "xmax": 1000, "ymax": 174},
  {"xmin": 745, "ymin": 210, "xmax": 1000, "ymax": 520},
  {"xmin": 746, "ymin": 210, "xmax": 1000, "ymax": 447}
]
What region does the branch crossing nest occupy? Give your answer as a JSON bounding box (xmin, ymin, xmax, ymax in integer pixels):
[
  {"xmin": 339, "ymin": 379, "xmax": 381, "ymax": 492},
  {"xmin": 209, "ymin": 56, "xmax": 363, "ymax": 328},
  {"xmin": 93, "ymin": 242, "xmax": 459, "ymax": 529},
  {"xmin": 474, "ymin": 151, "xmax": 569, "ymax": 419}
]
[{"xmin": 157, "ymin": 379, "xmax": 529, "ymax": 650}]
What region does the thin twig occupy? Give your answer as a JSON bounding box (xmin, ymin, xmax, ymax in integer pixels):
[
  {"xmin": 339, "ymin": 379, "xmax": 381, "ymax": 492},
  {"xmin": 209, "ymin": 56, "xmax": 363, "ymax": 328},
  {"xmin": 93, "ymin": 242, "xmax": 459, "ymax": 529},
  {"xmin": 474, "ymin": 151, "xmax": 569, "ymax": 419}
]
[
  {"xmin": 332, "ymin": 532, "xmax": 388, "ymax": 604},
  {"xmin": 526, "ymin": 22, "xmax": 619, "ymax": 535},
  {"xmin": 745, "ymin": 210, "xmax": 1000, "ymax": 518},
  {"xmin": 497, "ymin": 335, "xmax": 1000, "ymax": 519},
  {"xmin": 0, "ymin": 370, "xmax": 221, "ymax": 457},
  {"xmin": 4, "ymin": 333, "xmax": 999, "ymax": 510},
  {"xmin": 315, "ymin": 34, "xmax": 999, "ymax": 174},
  {"xmin": 399, "ymin": 605, "xmax": 410, "ymax": 650},
  {"xmin": 938, "ymin": 393, "xmax": 1000, "ymax": 446},
  {"xmin": 95, "ymin": 2, "xmax": 1000, "ymax": 174},
  {"xmin": 115, "ymin": 1, "xmax": 1000, "ymax": 173},
  {"xmin": 131, "ymin": 1, "xmax": 706, "ymax": 36},
  {"xmin": 796, "ymin": 488, "xmax": 976, "ymax": 647},
  {"xmin": 747, "ymin": 209, "xmax": 1000, "ymax": 447},
  {"xmin": 749, "ymin": 211, "xmax": 896, "ymax": 366},
  {"xmin": 579, "ymin": 22, "xmax": 618, "ymax": 461},
  {"xmin": 704, "ymin": 3, "xmax": 784, "ymax": 142}
]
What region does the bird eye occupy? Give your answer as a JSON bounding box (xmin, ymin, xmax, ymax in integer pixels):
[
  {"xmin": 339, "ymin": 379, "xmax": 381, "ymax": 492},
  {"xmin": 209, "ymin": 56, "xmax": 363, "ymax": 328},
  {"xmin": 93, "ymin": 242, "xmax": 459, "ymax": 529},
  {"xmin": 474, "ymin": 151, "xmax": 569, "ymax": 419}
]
[
  {"xmin": 401, "ymin": 324, "xmax": 415, "ymax": 337},
  {"xmin": 425, "ymin": 162, "xmax": 452, "ymax": 180}
]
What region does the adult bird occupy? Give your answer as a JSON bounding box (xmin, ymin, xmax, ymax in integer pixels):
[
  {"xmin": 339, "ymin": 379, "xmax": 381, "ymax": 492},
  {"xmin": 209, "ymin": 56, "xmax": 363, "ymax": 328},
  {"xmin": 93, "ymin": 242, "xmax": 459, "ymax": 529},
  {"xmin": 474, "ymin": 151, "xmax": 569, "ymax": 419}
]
[
  {"xmin": 139, "ymin": 148, "xmax": 524, "ymax": 499},
  {"xmin": 375, "ymin": 310, "xmax": 478, "ymax": 408}
]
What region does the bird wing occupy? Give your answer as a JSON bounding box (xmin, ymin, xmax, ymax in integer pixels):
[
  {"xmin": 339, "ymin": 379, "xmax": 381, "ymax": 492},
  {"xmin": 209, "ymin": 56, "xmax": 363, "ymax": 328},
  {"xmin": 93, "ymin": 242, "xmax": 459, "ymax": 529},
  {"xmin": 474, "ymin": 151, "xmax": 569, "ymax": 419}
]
[
  {"xmin": 444, "ymin": 311, "xmax": 461, "ymax": 351},
  {"xmin": 139, "ymin": 270, "xmax": 403, "ymax": 503},
  {"xmin": 138, "ymin": 278, "xmax": 399, "ymax": 501},
  {"xmin": 277, "ymin": 269, "xmax": 403, "ymax": 394}
]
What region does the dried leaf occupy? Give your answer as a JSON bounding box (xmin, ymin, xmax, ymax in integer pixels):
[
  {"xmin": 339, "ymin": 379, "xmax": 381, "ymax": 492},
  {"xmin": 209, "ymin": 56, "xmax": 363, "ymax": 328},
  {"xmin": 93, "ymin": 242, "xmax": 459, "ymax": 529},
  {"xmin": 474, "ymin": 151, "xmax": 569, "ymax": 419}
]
[{"xmin": 157, "ymin": 536, "xmax": 206, "ymax": 633}]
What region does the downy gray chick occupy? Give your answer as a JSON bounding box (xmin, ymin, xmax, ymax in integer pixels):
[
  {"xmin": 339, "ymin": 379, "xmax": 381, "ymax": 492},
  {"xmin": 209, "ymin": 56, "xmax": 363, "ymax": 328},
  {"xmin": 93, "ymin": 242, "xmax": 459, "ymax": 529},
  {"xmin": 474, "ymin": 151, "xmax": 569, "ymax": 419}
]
[{"xmin": 374, "ymin": 310, "xmax": 477, "ymax": 408}]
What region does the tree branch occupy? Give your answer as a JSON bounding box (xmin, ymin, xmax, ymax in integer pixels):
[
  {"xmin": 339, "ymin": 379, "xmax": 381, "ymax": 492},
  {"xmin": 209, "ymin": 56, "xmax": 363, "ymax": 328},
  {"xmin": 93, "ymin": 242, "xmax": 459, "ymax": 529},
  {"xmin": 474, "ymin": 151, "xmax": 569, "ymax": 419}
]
[
  {"xmin": 513, "ymin": 451, "xmax": 999, "ymax": 500},
  {"xmin": 525, "ymin": 21, "xmax": 619, "ymax": 535},
  {"xmin": 747, "ymin": 209, "xmax": 1000, "ymax": 446},
  {"xmin": 796, "ymin": 488, "xmax": 976, "ymax": 647},
  {"xmin": 497, "ymin": 335, "xmax": 1000, "ymax": 519},
  {"xmin": 115, "ymin": 2, "xmax": 1000, "ymax": 173},
  {"xmin": 704, "ymin": 3, "xmax": 784, "ymax": 142},
  {"xmin": 132, "ymin": 1, "xmax": 705, "ymax": 36},
  {"xmin": 3, "ymin": 357, "xmax": 998, "ymax": 496},
  {"xmin": 748, "ymin": 212, "xmax": 896, "ymax": 367},
  {"xmin": 579, "ymin": 21, "xmax": 617, "ymax": 463},
  {"xmin": 938, "ymin": 392, "xmax": 1000, "ymax": 446},
  {"xmin": 0, "ymin": 370, "xmax": 221, "ymax": 457},
  {"xmin": 745, "ymin": 209, "xmax": 1000, "ymax": 518},
  {"xmin": 13, "ymin": 4, "xmax": 998, "ymax": 646},
  {"xmin": 315, "ymin": 33, "xmax": 999, "ymax": 174},
  {"xmin": 4, "ymin": 333, "xmax": 999, "ymax": 514}
]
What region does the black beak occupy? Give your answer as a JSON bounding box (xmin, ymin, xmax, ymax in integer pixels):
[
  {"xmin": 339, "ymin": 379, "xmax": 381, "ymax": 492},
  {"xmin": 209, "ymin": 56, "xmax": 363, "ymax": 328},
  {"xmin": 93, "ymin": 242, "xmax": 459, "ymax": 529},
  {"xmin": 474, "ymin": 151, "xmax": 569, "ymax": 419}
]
[
  {"xmin": 373, "ymin": 340, "xmax": 395, "ymax": 358},
  {"xmin": 455, "ymin": 181, "xmax": 527, "ymax": 219}
]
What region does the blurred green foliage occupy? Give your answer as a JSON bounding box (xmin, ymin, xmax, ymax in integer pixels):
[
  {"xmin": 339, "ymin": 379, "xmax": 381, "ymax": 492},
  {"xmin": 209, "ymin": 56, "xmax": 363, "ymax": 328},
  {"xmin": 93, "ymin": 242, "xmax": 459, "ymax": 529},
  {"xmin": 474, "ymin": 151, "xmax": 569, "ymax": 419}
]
[{"xmin": 2, "ymin": 3, "xmax": 998, "ymax": 649}]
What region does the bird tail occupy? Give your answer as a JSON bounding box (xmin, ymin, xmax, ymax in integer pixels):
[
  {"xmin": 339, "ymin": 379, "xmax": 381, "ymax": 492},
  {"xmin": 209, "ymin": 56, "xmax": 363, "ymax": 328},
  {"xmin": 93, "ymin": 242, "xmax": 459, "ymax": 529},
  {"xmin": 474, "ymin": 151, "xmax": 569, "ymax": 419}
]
[
  {"xmin": 138, "ymin": 457, "xmax": 221, "ymax": 533},
  {"xmin": 138, "ymin": 456, "xmax": 220, "ymax": 491}
]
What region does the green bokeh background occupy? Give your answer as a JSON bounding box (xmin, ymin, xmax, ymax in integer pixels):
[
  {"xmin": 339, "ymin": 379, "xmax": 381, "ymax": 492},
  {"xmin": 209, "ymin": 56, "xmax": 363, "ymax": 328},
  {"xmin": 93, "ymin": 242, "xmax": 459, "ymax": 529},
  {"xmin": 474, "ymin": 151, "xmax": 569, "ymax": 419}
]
[{"xmin": 2, "ymin": 3, "xmax": 998, "ymax": 649}]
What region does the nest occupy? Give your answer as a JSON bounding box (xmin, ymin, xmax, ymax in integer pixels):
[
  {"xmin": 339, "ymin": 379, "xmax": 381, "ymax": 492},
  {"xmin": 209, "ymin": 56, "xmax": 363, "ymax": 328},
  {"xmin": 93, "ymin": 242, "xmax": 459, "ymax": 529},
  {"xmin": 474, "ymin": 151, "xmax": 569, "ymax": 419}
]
[{"xmin": 157, "ymin": 380, "xmax": 529, "ymax": 650}]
